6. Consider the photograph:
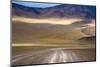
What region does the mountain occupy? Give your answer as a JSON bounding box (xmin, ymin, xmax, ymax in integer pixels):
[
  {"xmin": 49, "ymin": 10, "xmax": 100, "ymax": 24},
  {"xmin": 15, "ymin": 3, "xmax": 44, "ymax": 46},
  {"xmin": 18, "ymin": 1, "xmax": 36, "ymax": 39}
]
[
  {"xmin": 79, "ymin": 36, "xmax": 96, "ymax": 44},
  {"xmin": 12, "ymin": 3, "xmax": 96, "ymax": 19},
  {"xmin": 12, "ymin": 3, "xmax": 44, "ymax": 18}
]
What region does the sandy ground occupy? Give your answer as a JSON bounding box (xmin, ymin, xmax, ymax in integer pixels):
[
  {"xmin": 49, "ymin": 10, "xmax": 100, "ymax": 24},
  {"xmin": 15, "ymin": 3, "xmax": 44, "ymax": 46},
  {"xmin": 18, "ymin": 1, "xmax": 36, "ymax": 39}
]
[
  {"xmin": 12, "ymin": 17, "xmax": 83, "ymax": 25},
  {"xmin": 12, "ymin": 17, "xmax": 96, "ymax": 66}
]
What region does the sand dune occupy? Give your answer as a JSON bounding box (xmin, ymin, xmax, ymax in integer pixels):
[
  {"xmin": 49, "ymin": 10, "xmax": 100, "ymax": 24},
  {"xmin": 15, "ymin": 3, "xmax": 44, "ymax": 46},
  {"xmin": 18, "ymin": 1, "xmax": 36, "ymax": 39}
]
[
  {"xmin": 12, "ymin": 18, "xmax": 86, "ymax": 44},
  {"xmin": 12, "ymin": 17, "xmax": 96, "ymax": 46}
]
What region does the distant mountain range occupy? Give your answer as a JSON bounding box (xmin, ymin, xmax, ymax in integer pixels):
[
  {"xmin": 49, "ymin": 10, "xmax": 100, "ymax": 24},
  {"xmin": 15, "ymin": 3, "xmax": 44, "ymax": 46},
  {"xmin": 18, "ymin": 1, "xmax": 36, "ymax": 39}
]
[{"xmin": 12, "ymin": 3, "xmax": 96, "ymax": 19}]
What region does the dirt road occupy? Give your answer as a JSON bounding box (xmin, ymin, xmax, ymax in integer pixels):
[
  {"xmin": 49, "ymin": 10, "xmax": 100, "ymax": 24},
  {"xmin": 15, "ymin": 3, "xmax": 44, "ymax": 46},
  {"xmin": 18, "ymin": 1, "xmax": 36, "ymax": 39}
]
[{"xmin": 12, "ymin": 47, "xmax": 96, "ymax": 66}]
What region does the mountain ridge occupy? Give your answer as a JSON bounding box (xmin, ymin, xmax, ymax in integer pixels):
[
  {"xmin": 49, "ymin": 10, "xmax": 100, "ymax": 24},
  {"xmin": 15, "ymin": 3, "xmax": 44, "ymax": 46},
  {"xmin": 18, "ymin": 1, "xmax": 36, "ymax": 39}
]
[{"xmin": 12, "ymin": 3, "xmax": 96, "ymax": 19}]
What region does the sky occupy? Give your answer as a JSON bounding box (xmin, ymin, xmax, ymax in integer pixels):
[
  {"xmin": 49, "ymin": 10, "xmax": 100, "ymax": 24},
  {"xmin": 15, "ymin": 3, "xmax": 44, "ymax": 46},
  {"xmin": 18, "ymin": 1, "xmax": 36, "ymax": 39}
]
[{"xmin": 12, "ymin": 0, "xmax": 61, "ymax": 8}]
